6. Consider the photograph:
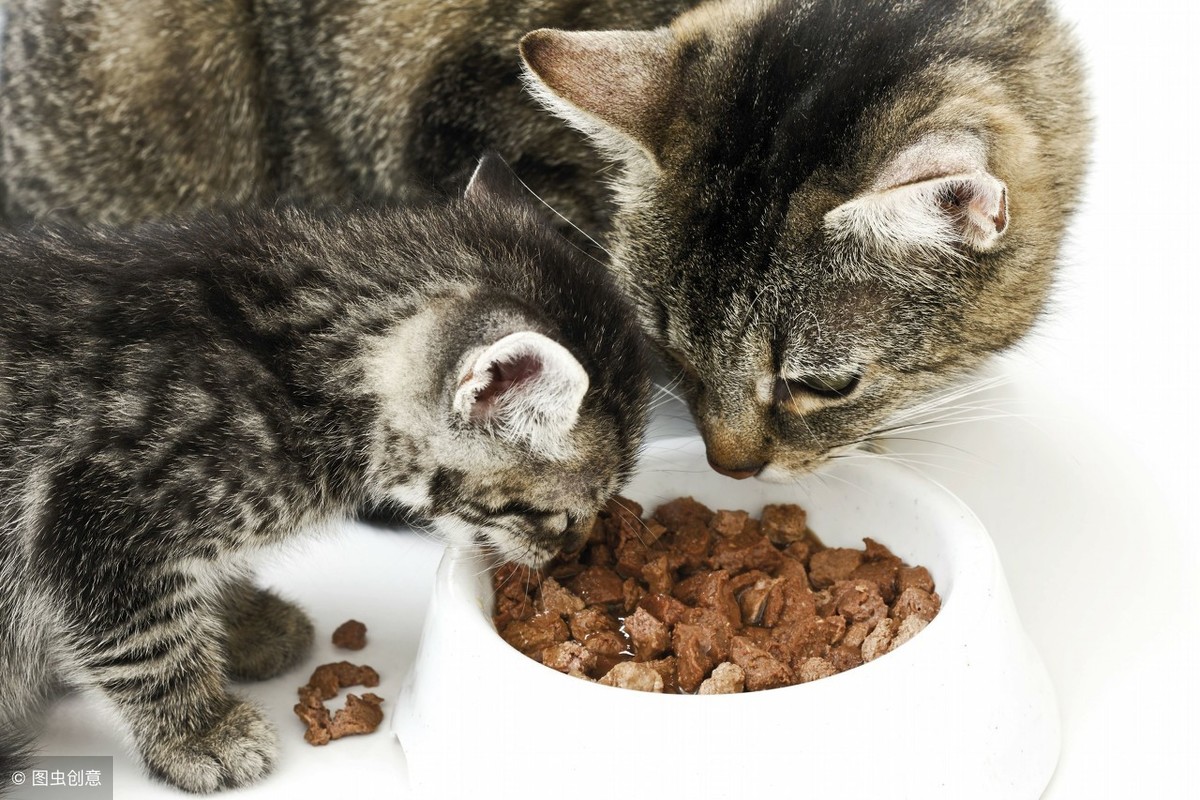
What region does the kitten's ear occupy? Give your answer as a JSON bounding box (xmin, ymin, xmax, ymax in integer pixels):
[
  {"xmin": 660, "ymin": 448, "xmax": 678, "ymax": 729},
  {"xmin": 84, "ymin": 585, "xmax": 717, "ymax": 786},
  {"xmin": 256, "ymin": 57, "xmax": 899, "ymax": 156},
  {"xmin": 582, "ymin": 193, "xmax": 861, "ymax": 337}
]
[
  {"xmin": 464, "ymin": 153, "xmax": 527, "ymax": 204},
  {"xmin": 520, "ymin": 29, "xmax": 673, "ymax": 164},
  {"xmin": 825, "ymin": 134, "xmax": 1010, "ymax": 254},
  {"xmin": 453, "ymin": 331, "xmax": 590, "ymax": 459}
]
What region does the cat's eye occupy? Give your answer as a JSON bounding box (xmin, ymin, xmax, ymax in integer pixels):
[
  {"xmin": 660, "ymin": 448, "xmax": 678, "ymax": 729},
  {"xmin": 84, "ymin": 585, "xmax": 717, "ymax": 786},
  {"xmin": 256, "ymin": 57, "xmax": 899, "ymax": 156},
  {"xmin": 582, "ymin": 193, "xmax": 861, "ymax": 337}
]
[{"xmin": 773, "ymin": 373, "xmax": 861, "ymax": 403}]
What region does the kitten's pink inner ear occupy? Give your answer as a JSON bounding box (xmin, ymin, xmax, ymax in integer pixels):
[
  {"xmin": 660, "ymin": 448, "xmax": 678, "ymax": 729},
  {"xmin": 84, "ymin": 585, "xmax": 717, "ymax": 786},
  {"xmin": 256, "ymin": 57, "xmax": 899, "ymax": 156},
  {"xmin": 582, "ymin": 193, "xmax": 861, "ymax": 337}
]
[
  {"xmin": 472, "ymin": 354, "xmax": 543, "ymax": 416},
  {"xmin": 520, "ymin": 29, "xmax": 672, "ymax": 150}
]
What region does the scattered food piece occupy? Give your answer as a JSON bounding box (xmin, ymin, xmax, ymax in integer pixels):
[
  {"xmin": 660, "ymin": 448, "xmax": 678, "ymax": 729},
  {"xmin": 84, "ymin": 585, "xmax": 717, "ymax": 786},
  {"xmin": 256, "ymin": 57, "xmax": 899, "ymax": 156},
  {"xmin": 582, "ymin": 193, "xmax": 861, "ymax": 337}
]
[
  {"xmin": 331, "ymin": 619, "xmax": 367, "ymax": 650},
  {"xmin": 294, "ymin": 659, "xmax": 383, "ymax": 745}
]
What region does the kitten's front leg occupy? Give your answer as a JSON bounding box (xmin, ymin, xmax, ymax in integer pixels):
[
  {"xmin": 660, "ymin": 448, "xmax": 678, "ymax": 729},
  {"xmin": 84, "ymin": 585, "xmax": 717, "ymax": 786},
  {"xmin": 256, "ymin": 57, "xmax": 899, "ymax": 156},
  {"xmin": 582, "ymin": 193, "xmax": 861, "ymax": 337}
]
[
  {"xmin": 220, "ymin": 577, "xmax": 314, "ymax": 682},
  {"xmin": 65, "ymin": 568, "xmax": 277, "ymax": 792}
]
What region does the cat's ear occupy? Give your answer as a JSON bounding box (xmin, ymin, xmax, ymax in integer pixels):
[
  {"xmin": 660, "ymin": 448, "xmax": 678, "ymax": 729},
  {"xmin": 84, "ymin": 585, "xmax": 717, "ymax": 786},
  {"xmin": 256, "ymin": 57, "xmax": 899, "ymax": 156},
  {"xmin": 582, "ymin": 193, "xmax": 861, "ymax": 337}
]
[
  {"xmin": 464, "ymin": 153, "xmax": 527, "ymax": 204},
  {"xmin": 520, "ymin": 29, "xmax": 672, "ymax": 164},
  {"xmin": 453, "ymin": 331, "xmax": 589, "ymax": 459},
  {"xmin": 825, "ymin": 134, "xmax": 1010, "ymax": 254}
]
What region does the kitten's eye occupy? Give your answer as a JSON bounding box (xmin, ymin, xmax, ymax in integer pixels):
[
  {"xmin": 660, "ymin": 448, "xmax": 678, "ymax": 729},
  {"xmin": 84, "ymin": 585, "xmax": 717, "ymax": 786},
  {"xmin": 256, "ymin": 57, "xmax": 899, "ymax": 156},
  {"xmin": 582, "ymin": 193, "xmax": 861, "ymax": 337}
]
[
  {"xmin": 492, "ymin": 500, "xmax": 548, "ymax": 517},
  {"xmin": 774, "ymin": 373, "xmax": 861, "ymax": 403}
]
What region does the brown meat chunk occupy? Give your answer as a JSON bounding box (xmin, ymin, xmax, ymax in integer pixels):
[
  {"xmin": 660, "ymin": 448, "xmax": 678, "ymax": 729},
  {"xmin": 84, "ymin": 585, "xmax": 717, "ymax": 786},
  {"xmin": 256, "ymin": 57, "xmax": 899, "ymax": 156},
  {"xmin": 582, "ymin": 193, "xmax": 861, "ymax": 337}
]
[
  {"xmin": 862, "ymin": 618, "xmax": 896, "ymax": 662},
  {"xmin": 710, "ymin": 509, "xmax": 754, "ymax": 538},
  {"xmin": 809, "ymin": 548, "xmax": 865, "ymax": 589},
  {"xmin": 646, "ymin": 656, "xmax": 680, "ymax": 694},
  {"xmin": 602, "ymin": 496, "xmax": 645, "ymax": 548},
  {"xmin": 708, "ymin": 531, "xmax": 783, "ymax": 574},
  {"xmin": 690, "ymin": 570, "xmax": 742, "ymax": 629},
  {"xmin": 294, "ymin": 699, "xmax": 334, "ymax": 746},
  {"xmin": 652, "ymin": 497, "xmax": 714, "ymax": 529},
  {"xmin": 599, "ymin": 661, "xmax": 664, "ymax": 693},
  {"xmin": 625, "ymin": 607, "xmax": 671, "ymax": 662},
  {"xmin": 770, "ymin": 616, "xmax": 844, "ymax": 665},
  {"xmin": 615, "ymin": 539, "xmax": 650, "ymax": 580},
  {"xmin": 842, "ymin": 621, "xmax": 871, "ymax": 649},
  {"xmin": 582, "ymin": 630, "xmax": 627, "ymax": 657},
  {"xmin": 331, "ymin": 620, "xmax": 367, "ymax": 651},
  {"xmin": 328, "ymin": 693, "xmax": 384, "ymax": 739},
  {"xmin": 492, "ymin": 562, "xmax": 541, "ymax": 602},
  {"xmin": 622, "ymin": 577, "xmax": 646, "ymax": 614},
  {"xmin": 782, "ymin": 539, "xmax": 818, "ymax": 566},
  {"xmin": 539, "ymin": 577, "xmax": 586, "ymax": 617},
  {"xmin": 672, "ymin": 617, "xmax": 732, "ymax": 693},
  {"xmin": 666, "ymin": 520, "xmax": 713, "ymax": 572},
  {"xmin": 898, "ymin": 565, "xmax": 936, "ymax": 594},
  {"xmin": 641, "ymin": 553, "xmax": 674, "ymax": 597},
  {"xmin": 541, "ymin": 641, "xmax": 597, "ymax": 677},
  {"xmin": 295, "ymin": 664, "xmax": 385, "ymax": 746},
  {"xmin": 699, "ymin": 662, "xmax": 746, "ymax": 695},
  {"xmin": 796, "ymin": 657, "xmax": 837, "ymax": 684},
  {"xmin": 500, "ymin": 612, "xmax": 569, "ymax": 659},
  {"xmin": 493, "ymin": 593, "xmax": 536, "ymax": 629},
  {"xmin": 849, "ymin": 560, "xmax": 900, "ymax": 603},
  {"xmin": 305, "ymin": 661, "xmax": 380, "ymax": 701},
  {"xmin": 638, "ymin": 593, "xmax": 690, "ymax": 627},
  {"xmin": 735, "ymin": 574, "xmax": 781, "ymax": 627},
  {"xmin": 762, "ymin": 575, "xmax": 816, "ymax": 627},
  {"xmin": 567, "ymin": 565, "xmax": 626, "ymax": 606},
  {"xmin": 760, "ymin": 503, "xmax": 809, "ymax": 545},
  {"xmin": 568, "ymin": 607, "xmax": 619, "ymax": 641},
  {"xmin": 828, "ymin": 644, "xmax": 865, "ymax": 673},
  {"xmin": 830, "ymin": 580, "xmax": 888, "ymax": 628},
  {"xmin": 890, "ymin": 615, "xmax": 930, "ymax": 652},
  {"xmin": 890, "ymin": 587, "xmax": 941, "ymax": 623},
  {"xmin": 730, "ymin": 636, "xmax": 793, "ymax": 691}
]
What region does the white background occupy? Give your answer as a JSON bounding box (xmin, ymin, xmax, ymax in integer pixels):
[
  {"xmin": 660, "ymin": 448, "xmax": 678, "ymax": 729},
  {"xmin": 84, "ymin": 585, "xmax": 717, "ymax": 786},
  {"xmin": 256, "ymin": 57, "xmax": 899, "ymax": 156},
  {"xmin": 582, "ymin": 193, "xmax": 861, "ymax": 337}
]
[{"xmin": 26, "ymin": 0, "xmax": 1200, "ymax": 798}]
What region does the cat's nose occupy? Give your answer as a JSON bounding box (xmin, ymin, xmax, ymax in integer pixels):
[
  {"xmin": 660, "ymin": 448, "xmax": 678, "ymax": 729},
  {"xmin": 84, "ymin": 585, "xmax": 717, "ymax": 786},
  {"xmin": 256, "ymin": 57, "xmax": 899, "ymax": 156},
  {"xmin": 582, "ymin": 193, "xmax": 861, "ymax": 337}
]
[{"xmin": 706, "ymin": 454, "xmax": 765, "ymax": 480}]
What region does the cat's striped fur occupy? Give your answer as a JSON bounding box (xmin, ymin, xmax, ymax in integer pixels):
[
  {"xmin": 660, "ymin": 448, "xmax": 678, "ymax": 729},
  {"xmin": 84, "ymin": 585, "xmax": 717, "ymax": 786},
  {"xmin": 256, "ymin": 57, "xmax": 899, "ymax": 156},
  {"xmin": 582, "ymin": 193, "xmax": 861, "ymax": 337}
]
[{"xmin": 0, "ymin": 0, "xmax": 1089, "ymax": 481}]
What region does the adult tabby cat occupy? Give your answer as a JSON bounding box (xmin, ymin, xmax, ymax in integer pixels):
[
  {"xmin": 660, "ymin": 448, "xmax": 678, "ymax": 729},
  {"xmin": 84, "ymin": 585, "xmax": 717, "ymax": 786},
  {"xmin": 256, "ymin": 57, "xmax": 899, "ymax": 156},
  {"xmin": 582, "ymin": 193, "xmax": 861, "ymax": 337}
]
[
  {"xmin": 0, "ymin": 0, "xmax": 1089, "ymax": 478},
  {"xmin": 0, "ymin": 156, "xmax": 650, "ymax": 793}
]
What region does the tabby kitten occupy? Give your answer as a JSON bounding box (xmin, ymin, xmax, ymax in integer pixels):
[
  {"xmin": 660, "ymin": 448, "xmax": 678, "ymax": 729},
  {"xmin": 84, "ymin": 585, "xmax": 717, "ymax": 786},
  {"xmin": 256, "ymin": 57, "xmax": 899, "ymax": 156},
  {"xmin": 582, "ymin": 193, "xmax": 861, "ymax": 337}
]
[
  {"xmin": 0, "ymin": 156, "xmax": 650, "ymax": 793},
  {"xmin": 0, "ymin": 0, "xmax": 1089, "ymax": 480}
]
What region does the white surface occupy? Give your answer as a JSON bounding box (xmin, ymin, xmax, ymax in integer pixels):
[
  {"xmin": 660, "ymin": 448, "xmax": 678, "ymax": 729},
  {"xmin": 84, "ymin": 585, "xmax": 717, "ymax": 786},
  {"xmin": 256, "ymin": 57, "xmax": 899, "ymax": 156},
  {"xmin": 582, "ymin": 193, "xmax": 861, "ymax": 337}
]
[
  {"xmin": 30, "ymin": 0, "xmax": 1200, "ymax": 797},
  {"xmin": 397, "ymin": 437, "xmax": 1059, "ymax": 799}
]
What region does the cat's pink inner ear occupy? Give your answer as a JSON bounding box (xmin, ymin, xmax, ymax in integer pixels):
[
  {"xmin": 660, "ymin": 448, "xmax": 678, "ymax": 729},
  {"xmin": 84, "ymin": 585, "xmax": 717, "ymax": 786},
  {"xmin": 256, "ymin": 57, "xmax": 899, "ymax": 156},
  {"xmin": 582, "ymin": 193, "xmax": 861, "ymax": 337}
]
[
  {"xmin": 935, "ymin": 173, "xmax": 1010, "ymax": 249},
  {"xmin": 520, "ymin": 29, "xmax": 672, "ymax": 151}
]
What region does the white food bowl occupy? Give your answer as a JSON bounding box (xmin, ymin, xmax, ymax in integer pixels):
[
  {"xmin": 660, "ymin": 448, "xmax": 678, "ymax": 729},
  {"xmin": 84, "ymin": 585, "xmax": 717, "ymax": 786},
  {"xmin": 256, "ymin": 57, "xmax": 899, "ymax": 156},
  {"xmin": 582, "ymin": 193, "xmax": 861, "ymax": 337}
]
[{"xmin": 394, "ymin": 436, "xmax": 1059, "ymax": 798}]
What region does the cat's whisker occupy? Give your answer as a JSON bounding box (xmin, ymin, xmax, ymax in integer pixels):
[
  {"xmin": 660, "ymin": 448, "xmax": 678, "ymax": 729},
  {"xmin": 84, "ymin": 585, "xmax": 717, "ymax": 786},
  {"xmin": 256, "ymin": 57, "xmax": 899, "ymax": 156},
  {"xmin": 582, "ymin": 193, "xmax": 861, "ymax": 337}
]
[{"xmin": 508, "ymin": 173, "xmax": 613, "ymax": 260}]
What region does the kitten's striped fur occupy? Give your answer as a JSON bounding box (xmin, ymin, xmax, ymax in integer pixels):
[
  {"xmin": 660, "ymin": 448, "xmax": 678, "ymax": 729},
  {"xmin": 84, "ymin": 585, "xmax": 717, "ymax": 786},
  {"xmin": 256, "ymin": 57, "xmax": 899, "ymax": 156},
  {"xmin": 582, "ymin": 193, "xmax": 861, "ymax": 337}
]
[{"xmin": 0, "ymin": 158, "xmax": 650, "ymax": 792}]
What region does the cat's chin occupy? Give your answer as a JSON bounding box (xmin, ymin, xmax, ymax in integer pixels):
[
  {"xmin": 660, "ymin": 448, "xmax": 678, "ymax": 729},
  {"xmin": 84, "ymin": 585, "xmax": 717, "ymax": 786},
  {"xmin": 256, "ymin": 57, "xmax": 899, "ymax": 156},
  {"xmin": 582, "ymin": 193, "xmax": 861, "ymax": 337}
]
[{"xmin": 755, "ymin": 464, "xmax": 812, "ymax": 485}]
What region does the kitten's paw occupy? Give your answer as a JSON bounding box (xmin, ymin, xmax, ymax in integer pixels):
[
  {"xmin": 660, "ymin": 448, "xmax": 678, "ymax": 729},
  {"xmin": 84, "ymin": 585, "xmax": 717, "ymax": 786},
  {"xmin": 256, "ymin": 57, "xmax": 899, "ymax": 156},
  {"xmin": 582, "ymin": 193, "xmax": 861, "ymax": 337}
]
[
  {"xmin": 143, "ymin": 700, "xmax": 276, "ymax": 793},
  {"xmin": 225, "ymin": 588, "xmax": 314, "ymax": 681}
]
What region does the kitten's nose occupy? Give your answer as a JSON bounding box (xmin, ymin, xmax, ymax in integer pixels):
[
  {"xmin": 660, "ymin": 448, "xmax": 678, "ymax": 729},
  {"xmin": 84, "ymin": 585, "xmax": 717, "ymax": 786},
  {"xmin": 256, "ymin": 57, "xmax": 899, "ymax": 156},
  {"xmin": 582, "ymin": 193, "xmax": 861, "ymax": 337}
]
[
  {"xmin": 706, "ymin": 454, "xmax": 765, "ymax": 480},
  {"xmin": 561, "ymin": 527, "xmax": 585, "ymax": 553}
]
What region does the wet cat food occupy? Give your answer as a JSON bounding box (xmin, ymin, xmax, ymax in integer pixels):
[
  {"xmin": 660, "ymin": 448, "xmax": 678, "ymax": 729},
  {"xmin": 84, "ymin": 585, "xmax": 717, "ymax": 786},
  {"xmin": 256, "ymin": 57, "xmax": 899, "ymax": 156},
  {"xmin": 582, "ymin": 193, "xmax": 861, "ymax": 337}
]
[
  {"xmin": 294, "ymin": 661, "xmax": 384, "ymax": 745},
  {"xmin": 494, "ymin": 497, "xmax": 941, "ymax": 693},
  {"xmin": 332, "ymin": 619, "xmax": 368, "ymax": 650}
]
